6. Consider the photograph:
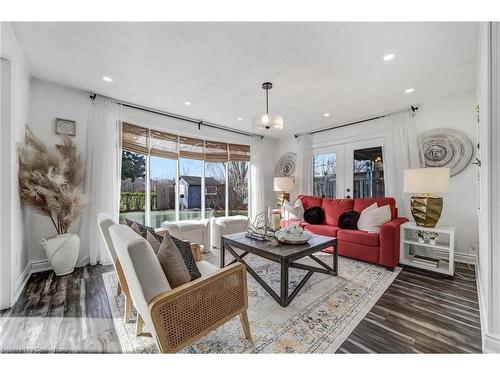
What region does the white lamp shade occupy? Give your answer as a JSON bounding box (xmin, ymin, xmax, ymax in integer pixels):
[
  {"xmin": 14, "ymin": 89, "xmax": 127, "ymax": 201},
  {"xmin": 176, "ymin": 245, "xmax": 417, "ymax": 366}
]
[
  {"xmin": 274, "ymin": 177, "xmax": 294, "ymax": 192},
  {"xmin": 252, "ymin": 113, "xmax": 284, "ymax": 130},
  {"xmin": 403, "ymin": 168, "xmax": 450, "ymax": 194}
]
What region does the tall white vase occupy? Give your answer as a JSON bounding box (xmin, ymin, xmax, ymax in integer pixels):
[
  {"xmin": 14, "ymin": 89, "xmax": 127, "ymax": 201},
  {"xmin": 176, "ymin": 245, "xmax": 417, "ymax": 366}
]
[{"xmin": 40, "ymin": 233, "xmax": 80, "ymax": 276}]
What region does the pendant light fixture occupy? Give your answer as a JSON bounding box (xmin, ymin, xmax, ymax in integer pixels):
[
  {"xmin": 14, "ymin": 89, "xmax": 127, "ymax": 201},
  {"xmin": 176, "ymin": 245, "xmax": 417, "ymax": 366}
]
[{"xmin": 252, "ymin": 82, "xmax": 283, "ymax": 130}]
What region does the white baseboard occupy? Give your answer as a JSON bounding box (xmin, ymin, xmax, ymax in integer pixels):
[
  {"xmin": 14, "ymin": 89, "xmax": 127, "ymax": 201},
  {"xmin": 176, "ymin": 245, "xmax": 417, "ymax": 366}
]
[
  {"xmin": 454, "ymin": 251, "xmax": 478, "ymax": 265},
  {"xmin": 30, "ymin": 259, "xmax": 51, "ymax": 273},
  {"xmin": 475, "ymin": 260, "xmax": 500, "ymax": 353},
  {"xmin": 484, "ymin": 333, "xmax": 500, "ymax": 353},
  {"xmin": 476, "ymin": 261, "xmax": 487, "ymax": 353},
  {"xmin": 12, "ymin": 262, "xmax": 32, "ymax": 306},
  {"xmin": 30, "ymin": 257, "xmax": 90, "ymax": 274}
]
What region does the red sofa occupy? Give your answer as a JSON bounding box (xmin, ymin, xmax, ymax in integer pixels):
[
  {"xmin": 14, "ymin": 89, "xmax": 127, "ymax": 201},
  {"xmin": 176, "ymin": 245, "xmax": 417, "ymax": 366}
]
[{"xmin": 283, "ymin": 195, "xmax": 408, "ymax": 269}]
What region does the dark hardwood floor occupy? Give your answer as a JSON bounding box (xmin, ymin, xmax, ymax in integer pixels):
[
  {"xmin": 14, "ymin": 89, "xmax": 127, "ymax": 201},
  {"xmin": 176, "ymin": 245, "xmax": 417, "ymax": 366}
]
[
  {"xmin": 0, "ymin": 262, "xmax": 482, "ymax": 353},
  {"xmin": 336, "ymin": 263, "xmax": 482, "ymax": 353},
  {"xmin": 0, "ymin": 265, "xmax": 121, "ymax": 353}
]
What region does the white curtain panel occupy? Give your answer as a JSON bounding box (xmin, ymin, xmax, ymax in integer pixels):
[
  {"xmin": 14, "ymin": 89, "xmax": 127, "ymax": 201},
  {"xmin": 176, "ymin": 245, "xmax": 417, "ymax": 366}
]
[
  {"xmin": 296, "ymin": 134, "xmax": 313, "ymax": 195},
  {"xmin": 249, "ymin": 136, "xmax": 265, "ymax": 219},
  {"xmin": 80, "ymin": 98, "xmax": 123, "ymax": 265},
  {"xmin": 383, "ymin": 110, "xmax": 420, "ymax": 217}
]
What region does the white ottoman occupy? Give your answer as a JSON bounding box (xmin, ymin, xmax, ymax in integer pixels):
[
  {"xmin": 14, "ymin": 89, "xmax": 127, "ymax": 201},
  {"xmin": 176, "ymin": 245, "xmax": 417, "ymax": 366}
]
[
  {"xmin": 161, "ymin": 219, "xmax": 210, "ymax": 252},
  {"xmin": 210, "ymin": 215, "xmax": 249, "ymax": 250}
]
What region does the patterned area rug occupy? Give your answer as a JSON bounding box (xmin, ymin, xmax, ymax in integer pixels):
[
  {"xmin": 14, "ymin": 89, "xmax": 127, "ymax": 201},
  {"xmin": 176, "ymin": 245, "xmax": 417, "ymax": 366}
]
[{"xmin": 103, "ymin": 251, "xmax": 400, "ymax": 353}]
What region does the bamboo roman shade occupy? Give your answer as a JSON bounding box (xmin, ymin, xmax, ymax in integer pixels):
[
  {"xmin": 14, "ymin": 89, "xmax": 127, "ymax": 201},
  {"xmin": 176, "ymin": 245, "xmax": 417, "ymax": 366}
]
[
  {"xmin": 205, "ymin": 141, "xmax": 229, "ymax": 162},
  {"xmin": 122, "ymin": 123, "xmax": 149, "ymax": 154},
  {"xmin": 179, "ymin": 136, "xmax": 205, "ymax": 160},
  {"xmin": 121, "ymin": 122, "xmax": 250, "ymax": 162},
  {"xmin": 228, "ymin": 143, "xmax": 251, "ymax": 162},
  {"xmin": 150, "ymin": 129, "xmax": 179, "ymax": 159}
]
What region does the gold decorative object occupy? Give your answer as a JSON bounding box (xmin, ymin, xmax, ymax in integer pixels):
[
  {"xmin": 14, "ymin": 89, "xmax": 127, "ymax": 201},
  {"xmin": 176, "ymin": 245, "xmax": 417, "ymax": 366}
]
[
  {"xmin": 276, "ymin": 192, "xmax": 290, "ymax": 208},
  {"xmin": 410, "ymin": 196, "xmax": 443, "ymax": 228},
  {"xmin": 273, "ymin": 177, "xmax": 293, "ymax": 208},
  {"xmin": 404, "ymin": 167, "xmax": 450, "ymax": 228}
]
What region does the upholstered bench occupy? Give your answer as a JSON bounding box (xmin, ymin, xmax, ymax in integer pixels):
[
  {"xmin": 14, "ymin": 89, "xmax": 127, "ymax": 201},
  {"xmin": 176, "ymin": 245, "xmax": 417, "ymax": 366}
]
[
  {"xmin": 161, "ymin": 219, "xmax": 210, "ymax": 253},
  {"xmin": 210, "ymin": 215, "xmax": 249, "ymax": 251}
]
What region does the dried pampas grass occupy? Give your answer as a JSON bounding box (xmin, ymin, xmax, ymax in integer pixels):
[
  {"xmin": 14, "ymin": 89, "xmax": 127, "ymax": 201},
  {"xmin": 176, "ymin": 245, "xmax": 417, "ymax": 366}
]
[{"xmin": 18, "ymin": 127, "xmax": 86, "ymax": 235}]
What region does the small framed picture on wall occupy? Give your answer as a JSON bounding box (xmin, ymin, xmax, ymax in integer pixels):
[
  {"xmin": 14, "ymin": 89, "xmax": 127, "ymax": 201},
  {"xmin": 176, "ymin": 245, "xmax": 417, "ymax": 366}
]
[{"xmin": 55, "ymin": 118, "xmax": 76, "ymax": 136}]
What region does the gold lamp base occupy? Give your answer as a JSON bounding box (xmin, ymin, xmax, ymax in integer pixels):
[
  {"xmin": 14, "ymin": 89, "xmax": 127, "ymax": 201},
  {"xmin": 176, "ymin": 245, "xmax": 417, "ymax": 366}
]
[
  {"xmin": 276, "ymin": 192, "xmax": 290, "ymax": 208},
  {"xmin": 410, "ymin": 196, "xmax": 443, "ymax": 228}
]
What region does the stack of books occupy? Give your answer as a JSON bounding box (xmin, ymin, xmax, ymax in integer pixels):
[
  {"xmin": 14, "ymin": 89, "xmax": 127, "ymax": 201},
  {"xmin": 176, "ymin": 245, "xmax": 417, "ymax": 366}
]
[{"xmin": 413, "ymin": 255, "xmax": 440, "ymax": 268}]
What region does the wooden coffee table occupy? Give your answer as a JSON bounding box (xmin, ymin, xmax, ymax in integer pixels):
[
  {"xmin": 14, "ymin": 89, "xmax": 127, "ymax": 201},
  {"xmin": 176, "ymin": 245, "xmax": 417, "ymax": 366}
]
[{"xmin": 220, "ymin": 232, "xmax": 337, "ymax": 307}]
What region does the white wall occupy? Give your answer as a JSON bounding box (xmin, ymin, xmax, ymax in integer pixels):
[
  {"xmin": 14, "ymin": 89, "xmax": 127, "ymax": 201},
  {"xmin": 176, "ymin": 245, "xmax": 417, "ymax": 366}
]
[
  {"xmin": 486, "ymin": 21, "xmax": 500, "ymax": 354},
  {"xmin": 274, "ymin": 91, "xmax": 478, "ymax": 258},
  {"xmin": 28, "ymin": 79, "xmax": 91, "ymax": 266},
  {"xmin": 476, "ymin": 21, "xmax": 500, "ymax": 354},
  {"xmin": 414, "ymin": 91, "xmax": 478, "ymax": 258},
  {"xmin": 0, "ymin": 23, "xmax": 31, "ymax": 309},
  {"xmin": 476, "ymin": 22, "xmax": 491, "ymax": 349}
]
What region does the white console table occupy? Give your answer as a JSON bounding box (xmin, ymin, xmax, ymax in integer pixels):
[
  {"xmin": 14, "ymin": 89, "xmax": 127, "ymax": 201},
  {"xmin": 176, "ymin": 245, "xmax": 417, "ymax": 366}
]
[{"xmin": 399, "ymin": 222, "xmax": 456, "ymax": 276}]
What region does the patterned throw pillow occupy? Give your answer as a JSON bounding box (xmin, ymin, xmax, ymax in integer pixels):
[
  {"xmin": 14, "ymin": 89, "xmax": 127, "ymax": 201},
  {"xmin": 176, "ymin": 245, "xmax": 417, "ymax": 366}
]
[
  {"xmin": 125, "ymin": 219, "xmax": 144, "ymax": 237},
  {"xmin": 124, "ymin": 219, "xmax": 201, "ymax": 281},
  {"xmin": 169, "ymin": 235, "xmax": 201, "ymax": 280}
]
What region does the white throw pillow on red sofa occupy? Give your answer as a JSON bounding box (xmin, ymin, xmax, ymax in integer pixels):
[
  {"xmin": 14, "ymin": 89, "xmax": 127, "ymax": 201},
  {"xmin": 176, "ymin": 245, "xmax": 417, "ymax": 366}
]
[
  {"xmin": 283, "ymin": 199, "xmax": 305, "ymax": 220},
  {"xmin": 357, "ymin": 203, "xmax": 391, "ymax": 233}
]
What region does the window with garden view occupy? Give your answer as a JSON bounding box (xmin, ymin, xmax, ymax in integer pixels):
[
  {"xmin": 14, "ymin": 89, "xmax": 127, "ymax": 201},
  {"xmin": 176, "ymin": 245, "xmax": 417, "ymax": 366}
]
[{"xmin": 119, "ymin": 123, "xmax": 249, "ymax": 227}]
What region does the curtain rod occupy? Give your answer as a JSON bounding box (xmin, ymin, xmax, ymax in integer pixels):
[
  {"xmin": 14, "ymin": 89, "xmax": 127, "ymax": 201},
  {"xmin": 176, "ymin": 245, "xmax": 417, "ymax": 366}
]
[
  {"xmin": 294, "ymin": 105, "xmax": 419, "ymax": 138},
  {"xmin": 89, "ymin": 93, "xmax": 264, "ymax": 139}
]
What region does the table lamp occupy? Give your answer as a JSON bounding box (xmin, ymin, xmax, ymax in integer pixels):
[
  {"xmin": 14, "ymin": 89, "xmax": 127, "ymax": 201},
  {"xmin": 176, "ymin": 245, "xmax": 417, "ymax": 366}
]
[
  {"xmin": 273, "ymin": 177, "xmax": 294, "ymax": 207},
  {"xmin": 403, "ymin": 167, "xmax": 450, "ymax": 227}
]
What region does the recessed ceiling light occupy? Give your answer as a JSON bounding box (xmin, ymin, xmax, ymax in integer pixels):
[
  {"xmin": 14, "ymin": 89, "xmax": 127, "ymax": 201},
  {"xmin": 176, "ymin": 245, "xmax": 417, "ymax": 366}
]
[
  {"xmin": 323, "ymin": 113, "xmax": 331, "ymax": 117},
  {"xmin": 237, "ymin": 117, "xmax": 243, "ymax": 121},
  {"xmin": 102, "ymin": 76, "xmax": 112, "ymax": 82},
  {"xmin": 383, "ymin": 54, "xmax": 395, "ymax": 61},
  {"xmin": 184, "ymin": 101, "xmax": 191, "ymax": 106},
  {"xmin": 405, "ymin": 88, "xmax": 415, "ymax": 94}
]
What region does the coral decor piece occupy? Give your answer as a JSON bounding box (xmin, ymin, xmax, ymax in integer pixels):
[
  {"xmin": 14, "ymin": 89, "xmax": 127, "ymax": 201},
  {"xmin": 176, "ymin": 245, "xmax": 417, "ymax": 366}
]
[{"xmin": 17, "ymin": 126, "xmax": 86, "ymax": 235}]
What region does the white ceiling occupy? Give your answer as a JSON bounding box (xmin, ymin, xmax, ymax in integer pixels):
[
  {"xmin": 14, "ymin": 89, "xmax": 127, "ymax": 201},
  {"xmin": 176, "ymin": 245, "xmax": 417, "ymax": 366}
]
[{"xmin": 13, "ymin": 22, "xmax": 478, "ymax": 138}]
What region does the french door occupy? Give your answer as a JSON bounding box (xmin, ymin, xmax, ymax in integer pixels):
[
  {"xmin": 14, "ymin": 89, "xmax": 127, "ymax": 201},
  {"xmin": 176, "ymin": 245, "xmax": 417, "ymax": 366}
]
[{"xmin": 313, "ymin": 138, "xmax": 385, "ymax": 199}]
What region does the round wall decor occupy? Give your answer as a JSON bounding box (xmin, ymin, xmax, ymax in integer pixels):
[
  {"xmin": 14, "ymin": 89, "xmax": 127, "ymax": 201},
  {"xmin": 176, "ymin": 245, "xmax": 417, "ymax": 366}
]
[
  {"xmin": 417, "ymin": 128, "xmax": 473, "ymax": 176},
  {"xmin": 276, "ymin": 152, "xmax": 297, "ymax": 177}
]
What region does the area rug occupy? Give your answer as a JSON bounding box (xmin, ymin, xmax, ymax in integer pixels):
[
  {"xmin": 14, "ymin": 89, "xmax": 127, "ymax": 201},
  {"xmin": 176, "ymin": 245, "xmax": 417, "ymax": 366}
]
[{"xmin": 103, "ymin": 251, "xmax": 400, "ymax": 353}]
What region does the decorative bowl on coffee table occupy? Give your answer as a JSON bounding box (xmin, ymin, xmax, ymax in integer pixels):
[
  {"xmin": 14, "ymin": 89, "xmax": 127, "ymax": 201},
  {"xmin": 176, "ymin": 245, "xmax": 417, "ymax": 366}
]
[{"xmin": 275, "ymin": 225, "xmax": 311, "ymax": 244}]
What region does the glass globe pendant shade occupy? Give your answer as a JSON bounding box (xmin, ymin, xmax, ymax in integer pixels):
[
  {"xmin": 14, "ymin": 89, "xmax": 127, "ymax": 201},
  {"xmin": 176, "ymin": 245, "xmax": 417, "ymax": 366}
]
[{"xmin": 252, "ymin": 113, "xmax": 284, "ymax": 130}]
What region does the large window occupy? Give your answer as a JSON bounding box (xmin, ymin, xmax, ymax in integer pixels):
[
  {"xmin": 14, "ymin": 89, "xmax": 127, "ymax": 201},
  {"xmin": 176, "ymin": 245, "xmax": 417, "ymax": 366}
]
[
  {"xmin": 179, "ymin": 158, "xmax": 202, "ymax": 220},
  {"xmin": 149, "ymin": 156, "xmax": 176, "ymax": 228},
  {"xmin": 313, "ymin": 152, "xmax": 337, "ymax": 198},
  {"xmin": 119, "ymin": 123, "xmax": 250, "ymax": 227},
  {"xmin": 353, "ymin": 146, "xmax": 384, "ymax": 198},
  {"xmin": 120, "ymin": 150, "xmax": 147, "ymax": 224},
  {"xmin": 205, "ymin": 162, "xmax": 226, "ymax": 219},
  {"xmin": 228, "ymin": 161, "xmax": 249, "ymax": 216}
]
